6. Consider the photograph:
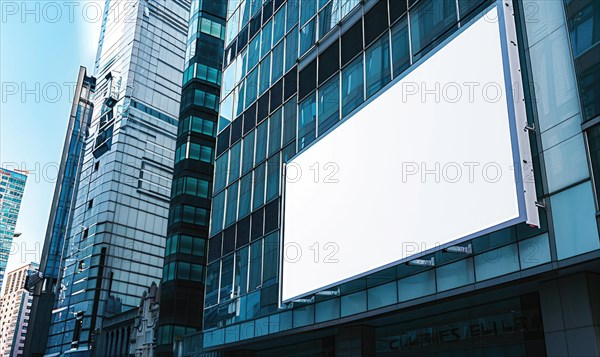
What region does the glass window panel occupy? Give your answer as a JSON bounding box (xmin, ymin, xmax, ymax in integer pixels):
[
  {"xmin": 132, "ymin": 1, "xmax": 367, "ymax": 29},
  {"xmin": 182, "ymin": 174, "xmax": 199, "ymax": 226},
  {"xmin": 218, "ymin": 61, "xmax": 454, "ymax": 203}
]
[
  {"xmin": 242, "ymin": 131, "xmax": 255, "ymax": 174},
  {"xmin": 318, "ymin": 74, "xmax": 340, "ymax": 135},
  {"xmin": 410, "ymin": 0, "xmax": 457, "ymax": 60},
  {"xmin": 268, "ymin": 108, "xmax": 283, "ymax": 155},
  {"xmin": 544, "ymin": 133, "xmax": 589, "ymax": 193},
  {"xmin": 262, "ymin": 232, "xmax": 279, "ymax": 285},
  {"xmin": 211, "ymin": 191, "xmax": 226, "ymax": 234},
  {"xmin": 222, "ymin": 62, "xmax": 236, "ymax": 98},
  {"xmin": 551, "ymin": 182, "xmax": 600, "ymax": 260},
  {"xmin": 248, "ymin": 34, "xmax": 261, "ymax": 69},
  {"xmin": 205, "ymin": 262, "xmax": 220, "ymax": 306},
  {"xmin": 262, "ymin": 20, "xmax": 273, "ymax": 57},
  {"xmin": 341, "ymin": 290, "xmax": 367, "ymax": 317},
  {"xmin": 342, "ymin": 55, "xmax": 364, "ymax": 116},
  {"xmin": 300, "ymin": 0, "xmax": 317, "ymax": 25},
  {"xmin": 318, "ymin": 0, "xmax": 340, "ymax": 38},
  {"xmin": 293, "ymin": 305, "xmax": 315, "ymax": 327},
  {"xmin": 266, "ymin": 152, "xmax": 281, "ymax": 201},
  {"xmin": 300, "ymin": 19, "xmax": 316, "ymax": 55},
  {"xmin": 272, "ymin": 41, "xmax": 285, "ymax": 82},
  {"xmin": 273, "ymin": 4, "xmax": 286, "ymax": 44},
  {"xmin": 474, "ymin": 244, "xmax": 520, "ymax": 281},
  {"xmin": 285, "ymin": 27, "xmax": 299, "ymax": 71},
  {"xmin": 225, "ymin": 181, "xmax": 239, "ymax": 226},
  {"xmin": 340, "ymin": 0, "xmax": 360, "ymax": 18},
  {"xmin": 315, "ymin": 298, "xmax": 340, "ymax": 323},
  {"xmin": 229, "ymin": 142, "xmax": 242, "ymax": 184},
  {"xmin": 220, "ymin": 254, "xmax": 235, "ymax": 301},
  {"xmin": 519, "ymin": 233, "xmax": 551, "ymax": 269},
  {"xmin": 246, "ymin": 68, "xmax": 259, "ymax": 105},
  {"xmin": 249, "ymin": 239, "xmax": 263, "ymax": 291},
  {"xmin": 253, "ymin": 163, "xmax": 266, "ymax": 209},
  {"xmin": 239, "ymin": 173, "xmax": 253, "ymax": 218},
  {"xmin": 391, "ymin": 17, "xmax": 410, "ymax": 77},
  {"xmin": 283, "ymin": 97, "xmax": 297, "ymax": 144},
  {"xmin": 436, "ymin": 258, "xmax": 474, "ymax": 292},
  {"xmin": 234, "ymin": 246, "xmax": 249, "ymax": 296},
  {"xmin": 179, "ymin": 234, "xmax": 192, "ymax": 254},
  {"xmin": 528, "ymin": 26, "xmax": 580, "ymax": 131},
  {"xmin": 287, "ymin": 0, "xmax": 299, "ymax": 31},
  {"xmin": 367, "ymin": 281, "xmax": 397, "ymax": 309},
  {"xmin": 259, "ymin": 54, "xmax": 272, "ymax": 95},
  {"xmin": 365, "ymin": 35, "xmax": 391, "ymax": 98},
  {"xmin": 398, "ymin": 270, "xmax": 435, "ymax": 302},
  {"xmin": 255, "ymin": 120, "xmax": 268, "ymax": 163},
  {"xmin": 298, "ymin": 93, "xmax": 317, "ymax": 149},
  {"xmin": 214, "ymin": 152, "xmax": 229, "ymax": 192}
]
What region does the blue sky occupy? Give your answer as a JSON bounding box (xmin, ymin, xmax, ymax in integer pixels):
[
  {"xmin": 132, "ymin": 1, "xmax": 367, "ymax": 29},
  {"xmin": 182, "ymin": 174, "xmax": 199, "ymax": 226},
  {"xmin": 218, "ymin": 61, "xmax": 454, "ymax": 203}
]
[{"xmin": 1, "ymin": 1, "xmax": 104, "ymax": 273}]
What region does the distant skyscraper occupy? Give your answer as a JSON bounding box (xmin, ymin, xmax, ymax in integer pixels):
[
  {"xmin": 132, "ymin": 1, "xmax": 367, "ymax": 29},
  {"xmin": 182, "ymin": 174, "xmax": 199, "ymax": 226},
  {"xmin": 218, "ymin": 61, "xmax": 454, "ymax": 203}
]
[
  {"xmin": 0, "ymin": 262, "xmax": 38, "ymax": 357},
  {"xmin": 44, "ymin": 0, "xmax": 191, "ymax": 355},
  {"xmin": 0, "ymin": 168, "xmax": 27, "ymax": 290},
  {"xmin": 22, "ymin": 66, "xmax": 95, "ymax": 357},
  {"xmin": 155, "ymin": 0, "xmax": 227, "ymax": 355}
]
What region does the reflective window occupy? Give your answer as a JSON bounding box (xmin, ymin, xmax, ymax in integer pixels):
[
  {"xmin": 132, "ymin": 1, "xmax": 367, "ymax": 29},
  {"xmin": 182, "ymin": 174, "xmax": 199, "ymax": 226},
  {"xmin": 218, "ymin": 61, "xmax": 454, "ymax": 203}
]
[
  {"xmin": 551, "ymin": 182, "xmax": 600, "ymax": 259},
  {"xmin": 365, "ymin": 35, "xmax": 391, "ymax": 98},
  {"xmin": 410, "ymin": 0, "xmax": 457, "ymax": 60},
  {"xmin": 259, "ymin": 54, "xmax": 272, "ymax": 95},
  {"xmin": 319, "ymin": 0, "xmax": 340, "ymax": 38},
  {"xmin": 262, "ymin": 232, "xmax": 279, "ymax": 285},
  {"xmin": 239, "ymin": 173, "xmax": 253, "ymax": 218},
  {"xmin": 269, "ymin": 109, "xmax": 283, "ymax": 155},
  {"xmin": 283, "ymin": 97, "xmax": 297, "ymax": 145},
  {"xmin": 318, "ymin": 75, "xmax": 340, "ymax": 135},
  {"xmin": 262, "ymin": 20, "xmax": 273, "ymax": 57},
  {"xmin": 228, "ymin": 142, "xmax": 242, "ymax": 184},
  {"xmin": 285, "ymin": 27, "xmax": 299, "ymax": 71},
  {"xmin": 235, "ymin": 246, "xmax": 249, "ymax": 296},
  {"xmin": 246, "ymin": 67, "xmax": 259, "ymax": 105},
  {"xmin": 225, "ymin": 181, "xmax": 239, "ymax": 226},
  {"xmin": 249, "ymin": 239, "xmax": 263, "ymax": 291},
  {"xmin": 272, "ymin": 42, "xmax": 285, "ymax": 82},
  {"xmin": 253, "ymin": 163, "xmax": 266, "ymax": 210},
  {"xmin": 255, "ymin": 121, "xmax": 268, "ymax": 163},
  {"xmin": 266, "ymin": 152, "xmax": 281, "ymax": 201},
  {"xmin": 391, "ymin": 17, "xmax": 410, "ymax": 77},
  {"xmin": 300, "ymin": 19, "xmax": 317, "ymax": 55},
  {"xmin": 210, "ymin": 191, "xmax": 225, "ymax": 234},
  {"xmin": 300, "ymin": 0, "xmax": 317, "ymax": 25},
  {"xmin": 273, "ymin": 5, "xmax": 286, "ymax": 44},
  {"xmin": 342, "ymin": 55, "xmax": 364, "ymax": 116},
  {"xmin": 214, "ymin": 153, "xmax": 229, "ymax": 192},
  {"xmin": 298, "ymin": 93, "xmax": 317, "ymax": 149},
  {"xmin": 242, "ymin": 131, "xmax": 255, "ymax": 174}
]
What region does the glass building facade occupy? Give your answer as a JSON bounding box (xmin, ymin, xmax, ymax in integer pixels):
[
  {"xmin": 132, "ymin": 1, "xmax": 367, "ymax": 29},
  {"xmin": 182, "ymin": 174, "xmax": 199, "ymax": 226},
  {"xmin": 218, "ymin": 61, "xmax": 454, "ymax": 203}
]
[
  {"xmin": 177, "ymin": 0, "xmax": 600, "ymax": 355},
  {"xmin": 23, "ymin": 67, "xmax": 96, "ymax": 357},
  {"xmin": 156, "ymin": 0, "xmax": 228, "ymax": 355},
  {"xmin": 0, "ymin": 168, "xmax": 27, "ymax": 291},
  {"xmin": 44, "ymin": 0, "xmax": 191, "ymax": 355}
]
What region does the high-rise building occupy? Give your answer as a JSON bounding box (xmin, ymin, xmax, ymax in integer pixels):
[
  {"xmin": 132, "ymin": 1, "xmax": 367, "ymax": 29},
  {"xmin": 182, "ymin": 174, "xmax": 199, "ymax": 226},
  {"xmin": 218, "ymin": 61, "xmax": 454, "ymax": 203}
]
[
  {"xmin": 0, "ymin": 168, "xmax": 27, "ymax": 290},
  {"xmin": 0, "ymin": 262, "xmax": 38, "ymax": 357},
  {"xmin": 155, "ymin": 1, "xmax": 227, "ymax": 355},
  {"xmin": 44, "ymin": 0, "xmax": 191, "ymax": 355},
  {"xmin": 176, "ymin": 0, "xmax": 600, "ymax": 355},
  {"xmin": 22, "ymin": 66, "xmax": 96, "ymax": 357}
]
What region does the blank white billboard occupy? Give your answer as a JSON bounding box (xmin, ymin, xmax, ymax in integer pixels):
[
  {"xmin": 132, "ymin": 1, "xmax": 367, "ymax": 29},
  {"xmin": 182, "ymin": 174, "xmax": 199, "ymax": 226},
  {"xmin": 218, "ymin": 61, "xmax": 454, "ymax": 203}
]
[{"xmin": 281, "ymin": 4, "xmax": 539, "ymax": 303}]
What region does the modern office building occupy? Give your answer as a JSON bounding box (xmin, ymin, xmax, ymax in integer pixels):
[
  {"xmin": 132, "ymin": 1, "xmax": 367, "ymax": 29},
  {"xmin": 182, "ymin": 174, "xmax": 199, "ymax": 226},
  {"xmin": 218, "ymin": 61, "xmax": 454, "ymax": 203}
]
[
  {"xmin": 43, "ymin": 0, "xmax": 191, "ymax": 355},
  {"xmin": 23, "ymin": 67, "xmax": 96, "ymax": 357},
  {"xmin": 0, "ymin": 168, "xmax": 28, "ymax": 291},
  {"xmin": 0, "ymin": 262, "xmax": 38, "ymax": 357},
  {"xmin": 155, "ymin": 0, "xmax": 227, "ymax": 355},
  {"xmin": 174, "ymin": 0, "xmax": 600, "ymax": 355}
]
